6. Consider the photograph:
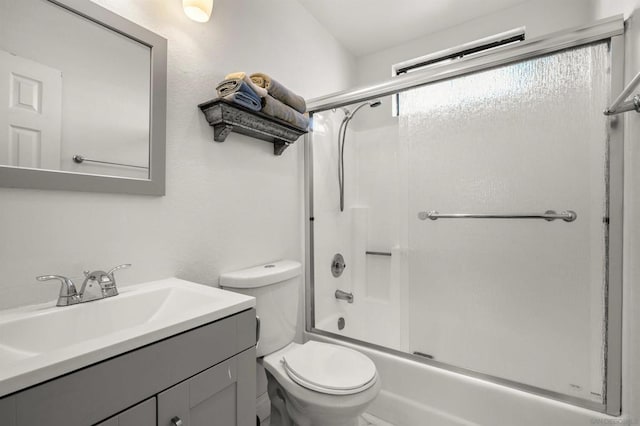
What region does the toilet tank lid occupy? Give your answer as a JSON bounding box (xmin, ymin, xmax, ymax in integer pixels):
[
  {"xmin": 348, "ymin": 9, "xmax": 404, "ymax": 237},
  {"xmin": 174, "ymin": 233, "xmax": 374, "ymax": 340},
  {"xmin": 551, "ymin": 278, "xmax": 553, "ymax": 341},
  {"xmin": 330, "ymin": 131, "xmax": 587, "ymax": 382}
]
[{"xmin": 219, "ymin": 260, "xmax": 302, "ymax": 288}]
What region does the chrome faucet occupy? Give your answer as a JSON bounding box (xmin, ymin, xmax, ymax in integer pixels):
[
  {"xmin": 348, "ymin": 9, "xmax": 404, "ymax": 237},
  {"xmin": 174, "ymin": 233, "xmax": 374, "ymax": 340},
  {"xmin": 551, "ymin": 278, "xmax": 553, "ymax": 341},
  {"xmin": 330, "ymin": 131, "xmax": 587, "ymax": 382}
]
[
  {"xmin": 335, "ymin": 289, "xmax": 354, "ymax": 304},
  {"xmin": 37, "ymin": 264, "xmax": 131, "ymax": 307}
]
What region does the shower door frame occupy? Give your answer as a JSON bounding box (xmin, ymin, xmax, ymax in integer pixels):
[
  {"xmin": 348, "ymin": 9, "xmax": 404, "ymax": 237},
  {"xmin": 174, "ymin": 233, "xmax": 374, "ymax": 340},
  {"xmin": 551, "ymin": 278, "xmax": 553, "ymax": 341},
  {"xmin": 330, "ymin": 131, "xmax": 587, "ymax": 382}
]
[{"xmin": 304, "ymin": 15, "xmax": 624, "ymax": 415}]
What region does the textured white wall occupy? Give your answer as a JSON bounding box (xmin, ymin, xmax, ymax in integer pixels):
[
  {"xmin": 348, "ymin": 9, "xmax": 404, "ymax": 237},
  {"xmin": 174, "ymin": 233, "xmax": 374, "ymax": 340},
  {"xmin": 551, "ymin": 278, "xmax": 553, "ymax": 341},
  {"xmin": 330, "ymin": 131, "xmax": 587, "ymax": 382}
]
[{"xmin": 0, "ymin": 0, "xmax": 355, "ymax": 310}]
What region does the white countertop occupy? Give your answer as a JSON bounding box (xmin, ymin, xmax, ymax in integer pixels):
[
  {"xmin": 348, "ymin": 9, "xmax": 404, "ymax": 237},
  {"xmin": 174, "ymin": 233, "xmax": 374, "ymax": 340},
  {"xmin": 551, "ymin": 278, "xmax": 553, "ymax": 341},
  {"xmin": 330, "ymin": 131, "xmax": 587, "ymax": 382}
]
[{"xmin": 0, "ymin": 278, "xmax": 255, "ymax": 397}]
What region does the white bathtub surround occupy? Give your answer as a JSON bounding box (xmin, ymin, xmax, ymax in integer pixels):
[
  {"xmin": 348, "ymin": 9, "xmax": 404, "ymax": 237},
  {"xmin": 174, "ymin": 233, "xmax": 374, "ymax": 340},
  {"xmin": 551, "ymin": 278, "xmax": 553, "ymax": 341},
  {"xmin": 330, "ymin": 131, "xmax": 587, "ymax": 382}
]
[{"xmin": 312, "ymin": 110, "xmax": 410, "ymax": 352}]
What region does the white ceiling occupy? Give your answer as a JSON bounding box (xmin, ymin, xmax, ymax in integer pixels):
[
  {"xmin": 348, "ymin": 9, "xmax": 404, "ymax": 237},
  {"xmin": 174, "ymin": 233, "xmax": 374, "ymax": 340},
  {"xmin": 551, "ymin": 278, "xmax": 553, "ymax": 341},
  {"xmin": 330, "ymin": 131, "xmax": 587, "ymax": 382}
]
[{"xmin": 296, "ymin": 0, "xmax": 531, "ymax": 56}]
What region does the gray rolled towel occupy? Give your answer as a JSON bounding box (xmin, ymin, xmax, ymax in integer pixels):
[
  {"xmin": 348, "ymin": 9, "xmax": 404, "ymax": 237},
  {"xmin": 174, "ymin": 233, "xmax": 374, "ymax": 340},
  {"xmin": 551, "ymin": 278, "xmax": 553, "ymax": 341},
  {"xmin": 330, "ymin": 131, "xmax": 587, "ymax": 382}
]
[
  {"xmin": 261, "ymin": 95, "xmax": 309, "ymax": 130},
  {"xmin": 251, "ymin": 73, "xmax": 306, "ymax": 114}
]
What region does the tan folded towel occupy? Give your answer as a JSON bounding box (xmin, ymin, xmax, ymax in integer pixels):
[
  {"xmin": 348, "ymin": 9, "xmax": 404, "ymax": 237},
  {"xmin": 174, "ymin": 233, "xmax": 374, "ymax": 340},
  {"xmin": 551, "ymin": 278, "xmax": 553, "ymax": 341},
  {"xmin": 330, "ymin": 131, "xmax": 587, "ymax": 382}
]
[
  {"xmin": 262, "ymin": 95, "xmax": 309, "ymax": 130},
  {"xmin": 225, "ymin": 72, "xmax": 268, "ymax": 98},
  {"xmin": 250, "ymin": 73, "xmax": 306, "ymax": 114}
]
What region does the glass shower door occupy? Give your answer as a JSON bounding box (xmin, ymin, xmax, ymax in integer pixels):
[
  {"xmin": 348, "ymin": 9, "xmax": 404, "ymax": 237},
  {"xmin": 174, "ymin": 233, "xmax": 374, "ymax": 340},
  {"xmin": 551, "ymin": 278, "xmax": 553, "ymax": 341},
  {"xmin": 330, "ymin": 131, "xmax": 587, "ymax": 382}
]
[{"xmin": 400, "ymin": 41, "xmax": 611, "ymax": 402}]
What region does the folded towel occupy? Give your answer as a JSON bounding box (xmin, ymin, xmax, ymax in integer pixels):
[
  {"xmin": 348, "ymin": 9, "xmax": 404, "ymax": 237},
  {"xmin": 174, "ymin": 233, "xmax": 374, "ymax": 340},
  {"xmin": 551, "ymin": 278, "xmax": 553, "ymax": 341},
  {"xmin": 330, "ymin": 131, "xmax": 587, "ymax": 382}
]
[
  {"xmin": 216, "ymin": 78, "xmax": 262, "ymax": 111},
  {"xmin": 261, "ymin": 95, "xmax": 309, "ymax": 130},
  {"xmin": 216, "ymin": 78, "xmax": 259, "ymax": 99},
  {"xmin": 225, "ymin": 71, "xmax": 268, "ymax": 98},
  {"xmin": 250, "ymin": 73, "xmax": 306, "ymax": 113},
  {"xmin": 223, "ymin": 92, "xmax": 262, "ymax": 111}
]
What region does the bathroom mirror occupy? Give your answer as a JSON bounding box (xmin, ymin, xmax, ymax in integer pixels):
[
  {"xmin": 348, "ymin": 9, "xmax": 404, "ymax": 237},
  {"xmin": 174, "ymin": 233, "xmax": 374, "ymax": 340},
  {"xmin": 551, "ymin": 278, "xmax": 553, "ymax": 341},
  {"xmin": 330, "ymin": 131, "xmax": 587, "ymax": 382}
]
[{"xmin": 0, "ymin": 0, "xmax": 167, "ymax": 195}]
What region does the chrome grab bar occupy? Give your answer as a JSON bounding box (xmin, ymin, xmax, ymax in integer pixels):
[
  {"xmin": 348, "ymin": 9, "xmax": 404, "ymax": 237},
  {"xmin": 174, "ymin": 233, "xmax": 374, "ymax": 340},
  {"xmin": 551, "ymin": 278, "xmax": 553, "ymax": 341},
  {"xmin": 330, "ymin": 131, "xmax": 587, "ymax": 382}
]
[
  {"xmin": 418, "ymin": 210, "xmax": 577, "ymax": 222},
  {"xmin": 365, "ymin": 251, "xmax": 392, "ymax": 257}
]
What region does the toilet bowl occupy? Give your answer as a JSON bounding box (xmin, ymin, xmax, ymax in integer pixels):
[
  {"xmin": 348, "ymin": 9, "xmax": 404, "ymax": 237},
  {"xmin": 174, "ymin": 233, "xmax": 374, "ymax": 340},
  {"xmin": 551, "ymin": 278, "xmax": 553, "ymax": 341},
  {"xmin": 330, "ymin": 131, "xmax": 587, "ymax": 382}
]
[
  {"xmin": 262, "ymin": 341, "xmax": 381, "ymax": 426},
  {"xmin": 219, "ymin": 260, "xmax": 380, "ymax": 426}
]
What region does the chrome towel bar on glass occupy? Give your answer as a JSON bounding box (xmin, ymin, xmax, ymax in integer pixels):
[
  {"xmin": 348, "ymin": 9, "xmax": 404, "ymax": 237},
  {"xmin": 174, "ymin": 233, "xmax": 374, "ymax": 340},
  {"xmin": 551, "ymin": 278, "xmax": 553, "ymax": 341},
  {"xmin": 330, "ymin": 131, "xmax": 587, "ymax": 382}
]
[
  {"xmin": 73, "ymin": 154, "xmax": 149, "ymax": 170},
  {"xmin": 365, "ymin": 251, "xmax": 392, "ymax": 257},
  {"xmin": 418, "ymin": 210, "xmax": 577, "ymax": 222}
]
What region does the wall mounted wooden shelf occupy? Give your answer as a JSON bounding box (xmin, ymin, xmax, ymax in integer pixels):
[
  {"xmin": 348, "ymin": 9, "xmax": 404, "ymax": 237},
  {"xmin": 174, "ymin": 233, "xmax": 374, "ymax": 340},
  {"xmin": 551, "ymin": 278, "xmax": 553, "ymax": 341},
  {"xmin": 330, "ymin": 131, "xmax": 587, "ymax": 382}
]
[{"xmin": 198, "ymin": 98, "xmax": 308, "ymax": 156}]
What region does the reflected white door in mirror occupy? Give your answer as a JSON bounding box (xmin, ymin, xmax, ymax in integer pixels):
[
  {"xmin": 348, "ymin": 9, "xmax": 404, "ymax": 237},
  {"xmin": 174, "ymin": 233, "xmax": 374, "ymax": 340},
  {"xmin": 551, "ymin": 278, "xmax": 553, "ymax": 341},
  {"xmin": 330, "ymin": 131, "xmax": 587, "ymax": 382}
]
[
  {"xmin": 0, "ymin": 50, "xmax": 62, "ymax": 170},
  {"xmin": 0, "ymin": 0, "xmax": 167, "ymax": 195}
]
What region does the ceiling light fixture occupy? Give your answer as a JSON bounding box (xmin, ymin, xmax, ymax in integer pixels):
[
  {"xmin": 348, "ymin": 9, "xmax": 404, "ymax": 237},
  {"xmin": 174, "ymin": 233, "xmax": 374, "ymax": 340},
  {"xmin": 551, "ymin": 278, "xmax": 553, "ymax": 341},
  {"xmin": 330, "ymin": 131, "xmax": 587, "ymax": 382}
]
[{"xmin": 183, "ymin": 0, "xmax": 213, "ymax": 23}]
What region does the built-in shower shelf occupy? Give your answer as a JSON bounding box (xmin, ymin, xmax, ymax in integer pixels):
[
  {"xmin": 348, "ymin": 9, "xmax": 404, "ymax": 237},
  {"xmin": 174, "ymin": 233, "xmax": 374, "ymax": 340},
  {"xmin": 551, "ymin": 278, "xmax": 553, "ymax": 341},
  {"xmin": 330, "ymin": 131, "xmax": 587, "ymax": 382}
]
[{"xmin": 198, "ymin": 98, "xmax": 308, "ymax": 156}]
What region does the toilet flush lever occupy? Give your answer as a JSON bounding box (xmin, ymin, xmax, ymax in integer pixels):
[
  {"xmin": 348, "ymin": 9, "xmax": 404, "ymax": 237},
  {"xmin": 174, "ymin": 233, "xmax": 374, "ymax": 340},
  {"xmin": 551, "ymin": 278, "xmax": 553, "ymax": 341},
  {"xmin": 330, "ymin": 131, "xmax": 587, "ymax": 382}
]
[
  {"xmin": 171, "ymin": 417, "xmax": 183, "ymax": 426},
  {"xmin": 256, "ymin": 316, "xmax": 261, "ymax": 344}
]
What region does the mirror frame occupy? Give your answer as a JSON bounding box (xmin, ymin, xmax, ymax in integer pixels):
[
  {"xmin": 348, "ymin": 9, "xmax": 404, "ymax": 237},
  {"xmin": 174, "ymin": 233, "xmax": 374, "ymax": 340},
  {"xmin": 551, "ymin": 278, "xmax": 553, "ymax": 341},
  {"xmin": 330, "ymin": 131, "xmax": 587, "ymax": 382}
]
[{"xmin": 0, "ymin": 0, "xmax": 167, "ymax": 196}]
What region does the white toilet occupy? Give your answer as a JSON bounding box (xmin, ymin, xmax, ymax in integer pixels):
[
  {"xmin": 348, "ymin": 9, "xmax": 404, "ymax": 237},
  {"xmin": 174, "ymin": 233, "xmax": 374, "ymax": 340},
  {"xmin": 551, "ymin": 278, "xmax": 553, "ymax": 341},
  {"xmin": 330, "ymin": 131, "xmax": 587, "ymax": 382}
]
[{"xmin": 219, "ymin": 260, "xmax": 381, "ymax": 426}]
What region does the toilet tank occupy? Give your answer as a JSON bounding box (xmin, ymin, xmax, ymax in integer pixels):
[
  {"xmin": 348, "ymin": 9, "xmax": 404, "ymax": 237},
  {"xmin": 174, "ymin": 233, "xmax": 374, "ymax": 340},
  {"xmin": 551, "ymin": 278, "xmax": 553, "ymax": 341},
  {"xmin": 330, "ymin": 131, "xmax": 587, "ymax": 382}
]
[{"xmin": 219, "ymin": 260, "xmax": 302, "ymax": 357}]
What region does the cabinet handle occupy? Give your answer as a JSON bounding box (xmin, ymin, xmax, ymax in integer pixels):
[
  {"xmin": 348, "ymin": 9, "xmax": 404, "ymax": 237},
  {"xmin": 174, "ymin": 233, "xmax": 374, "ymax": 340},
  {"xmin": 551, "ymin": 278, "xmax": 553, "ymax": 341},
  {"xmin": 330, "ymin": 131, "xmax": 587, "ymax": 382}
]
[{"xmin": 171, "ymin": 416, "xmax": 184, "ymax": 426}]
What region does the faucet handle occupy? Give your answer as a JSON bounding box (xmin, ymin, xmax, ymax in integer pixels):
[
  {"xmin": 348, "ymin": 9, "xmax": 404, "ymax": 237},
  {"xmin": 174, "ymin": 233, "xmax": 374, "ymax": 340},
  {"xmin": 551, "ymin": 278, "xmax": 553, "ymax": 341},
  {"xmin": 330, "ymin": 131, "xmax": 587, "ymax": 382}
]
[
  {"xmin": 107, "ymin": 263, "xmax": 131, "ymax": 276},
  {"xmin": 100, "ymin": 264, "xmax": 131, "ymax": 297},
  {"xmin": 36, "ymin": 275, "xmax": 79, "ymax": 306}
]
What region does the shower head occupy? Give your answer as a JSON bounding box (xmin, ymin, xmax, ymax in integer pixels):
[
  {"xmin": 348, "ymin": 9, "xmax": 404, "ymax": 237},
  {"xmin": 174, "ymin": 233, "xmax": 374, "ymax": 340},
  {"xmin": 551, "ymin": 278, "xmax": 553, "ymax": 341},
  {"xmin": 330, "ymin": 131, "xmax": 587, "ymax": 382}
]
[
  {"xmin": 342, "ymin": 99, "xmax": 382, "ymax": 121},
  {"xmin": 337, "ymin": 98, "xmax": 383, "ymax": 212}
]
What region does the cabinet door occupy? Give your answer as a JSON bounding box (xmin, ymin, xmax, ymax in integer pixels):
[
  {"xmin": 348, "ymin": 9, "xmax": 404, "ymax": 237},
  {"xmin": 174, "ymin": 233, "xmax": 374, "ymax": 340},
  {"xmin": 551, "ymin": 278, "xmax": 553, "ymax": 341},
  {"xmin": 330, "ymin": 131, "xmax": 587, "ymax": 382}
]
[
  {"xmin": 96, "ymin": 397, "xmax": 156, "ymax": 426},
  {"xmin": 0, "ymin": 396, "xmax": 16, "ymax": 426},
  {"xmin": 158, "ymin": 348, "xmax": 256, "ymax": 426}
]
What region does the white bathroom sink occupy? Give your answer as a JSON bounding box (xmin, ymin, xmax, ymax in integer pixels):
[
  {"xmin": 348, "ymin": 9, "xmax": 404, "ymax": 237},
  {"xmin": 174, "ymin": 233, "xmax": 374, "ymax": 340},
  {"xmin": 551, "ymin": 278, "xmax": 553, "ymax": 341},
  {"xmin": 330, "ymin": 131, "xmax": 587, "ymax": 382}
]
[{"xmin": 0, "ymin": 278, "xmax": 255, "ymax": 397}]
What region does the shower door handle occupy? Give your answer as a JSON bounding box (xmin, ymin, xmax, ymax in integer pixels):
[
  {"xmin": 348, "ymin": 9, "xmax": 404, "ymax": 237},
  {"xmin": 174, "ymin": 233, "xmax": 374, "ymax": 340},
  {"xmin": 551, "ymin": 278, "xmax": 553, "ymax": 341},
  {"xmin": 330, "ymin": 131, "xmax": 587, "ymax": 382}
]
[{"xmin": 418, "ymin": 210, "xmax": 577, "ymax": 222}]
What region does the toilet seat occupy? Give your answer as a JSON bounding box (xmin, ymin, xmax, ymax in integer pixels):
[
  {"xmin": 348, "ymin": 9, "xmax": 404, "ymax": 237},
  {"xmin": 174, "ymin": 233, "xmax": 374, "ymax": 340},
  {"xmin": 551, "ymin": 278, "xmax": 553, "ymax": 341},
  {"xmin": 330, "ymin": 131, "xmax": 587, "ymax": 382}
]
[{"xmin": 280, "ymin": 341, "xmax": 377, "ymax": 395}]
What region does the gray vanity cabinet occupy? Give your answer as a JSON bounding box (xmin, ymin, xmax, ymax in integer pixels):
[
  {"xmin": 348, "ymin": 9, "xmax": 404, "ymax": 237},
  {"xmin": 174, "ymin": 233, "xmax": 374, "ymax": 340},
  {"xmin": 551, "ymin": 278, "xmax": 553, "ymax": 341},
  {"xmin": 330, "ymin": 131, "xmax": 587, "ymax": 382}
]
[
  {"xmin": 97, "ymin": 398, "xmax": 156, "ymax": 426},
  {"xmin": 0, "ymin": 308, "xmax": 257, "ymax": 426}
]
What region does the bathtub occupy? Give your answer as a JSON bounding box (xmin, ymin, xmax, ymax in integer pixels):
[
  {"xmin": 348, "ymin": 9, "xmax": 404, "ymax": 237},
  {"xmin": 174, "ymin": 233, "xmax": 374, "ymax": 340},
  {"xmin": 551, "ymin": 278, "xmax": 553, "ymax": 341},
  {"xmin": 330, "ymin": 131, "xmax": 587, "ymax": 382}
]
[{"xmin": 305, "ymin": 331, "xmax": 627, "ymax": 426}]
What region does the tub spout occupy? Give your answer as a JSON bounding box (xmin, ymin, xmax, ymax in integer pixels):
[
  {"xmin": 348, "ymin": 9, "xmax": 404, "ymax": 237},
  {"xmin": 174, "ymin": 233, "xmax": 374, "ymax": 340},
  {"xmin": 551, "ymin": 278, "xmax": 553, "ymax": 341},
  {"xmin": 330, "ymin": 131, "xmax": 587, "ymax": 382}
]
[{"xmin": 335, "ymin": 289, "xmax": 354, "ymax": 303}]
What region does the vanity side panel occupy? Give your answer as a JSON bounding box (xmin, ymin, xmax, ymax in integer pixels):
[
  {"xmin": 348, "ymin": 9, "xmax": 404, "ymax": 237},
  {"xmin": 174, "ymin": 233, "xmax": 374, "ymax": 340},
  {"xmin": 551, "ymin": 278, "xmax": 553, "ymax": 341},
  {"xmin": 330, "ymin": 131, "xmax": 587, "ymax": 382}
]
[
  {"xmin": 236, "ymin": 308, "xmax": 258, "ymax": 354},
  {"xmin": 236, "ymin": 347, "xmax": 257, "ymax": 426},
  {"xmin": 14, "ymin": 313, "xmax": 245, "ymax": 426},
  {"xmin": 0, "ymin": 395, "xmax": 16, "ymax": 426}
]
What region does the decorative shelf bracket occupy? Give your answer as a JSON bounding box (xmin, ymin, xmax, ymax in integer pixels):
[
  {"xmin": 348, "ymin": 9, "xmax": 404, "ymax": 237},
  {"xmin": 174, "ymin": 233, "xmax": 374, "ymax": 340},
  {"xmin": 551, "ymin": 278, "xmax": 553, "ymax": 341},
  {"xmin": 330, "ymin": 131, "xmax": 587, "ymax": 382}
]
[
  {"xmin": 198, "ymin": 98, "xmax": 308, "ymax": 156},
  {"xmin": 213, "ymin": 124, "xmax": 233, "ymax": 142}
]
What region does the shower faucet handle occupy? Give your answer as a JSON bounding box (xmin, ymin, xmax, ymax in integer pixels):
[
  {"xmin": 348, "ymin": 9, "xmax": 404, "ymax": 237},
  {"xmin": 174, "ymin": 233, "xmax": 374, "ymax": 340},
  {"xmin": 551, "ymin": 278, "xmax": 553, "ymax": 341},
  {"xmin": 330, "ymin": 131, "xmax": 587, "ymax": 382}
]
[{"xmin": 331, "ymin": 253, "xmax": 346, "ymax": 277}]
